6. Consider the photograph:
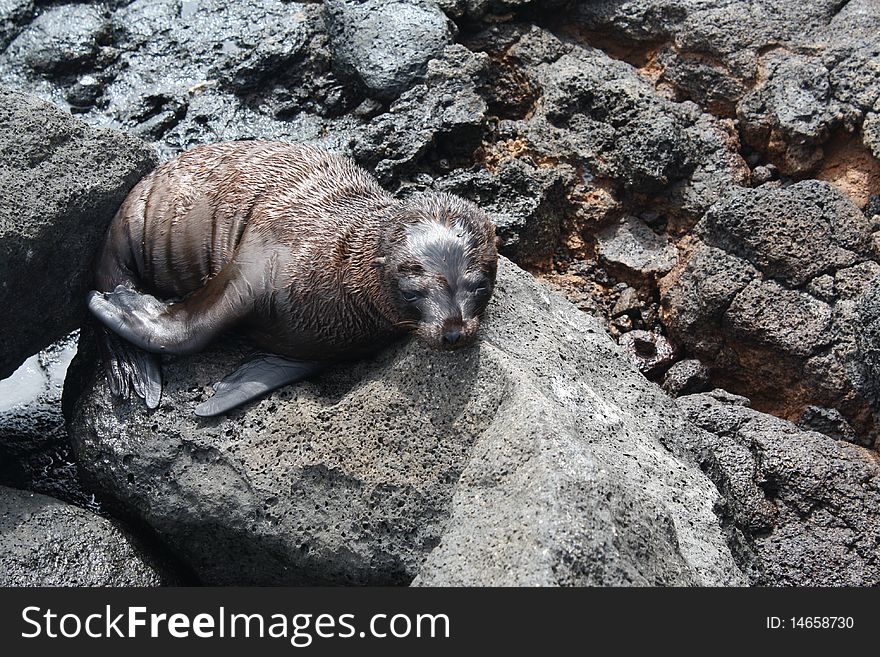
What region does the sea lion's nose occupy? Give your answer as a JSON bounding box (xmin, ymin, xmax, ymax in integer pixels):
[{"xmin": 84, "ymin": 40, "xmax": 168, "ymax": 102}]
[{"xmin": 442, "ymin": 329, "xmax": 462, "ymax": 346}]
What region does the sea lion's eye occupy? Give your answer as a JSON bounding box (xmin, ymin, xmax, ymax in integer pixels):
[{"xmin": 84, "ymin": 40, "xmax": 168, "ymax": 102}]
[{"xmin": 402, "ymin": 290, "xmax": 423, "ymax": 303}]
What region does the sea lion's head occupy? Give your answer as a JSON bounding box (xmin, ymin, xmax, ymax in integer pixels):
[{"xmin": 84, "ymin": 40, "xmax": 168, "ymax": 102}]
[{"xmin": 382, "ymin": 193, "xmax": 498, "ymax": 351}]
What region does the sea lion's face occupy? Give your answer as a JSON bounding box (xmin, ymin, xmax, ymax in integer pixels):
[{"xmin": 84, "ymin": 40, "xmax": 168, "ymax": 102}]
[{"xmin": 387, "ymin": 194, "xmax": 498, "ymax": 351}]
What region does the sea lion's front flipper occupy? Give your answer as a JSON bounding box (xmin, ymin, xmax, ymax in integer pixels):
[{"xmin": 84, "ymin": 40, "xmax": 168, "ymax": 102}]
[
  {"xmin": 98, "ymin": 329, "xmax": 162, "ymax": 409},
  {"xmin": 194, "ymin": 355, "xmax": 327, "ymax": 417}
]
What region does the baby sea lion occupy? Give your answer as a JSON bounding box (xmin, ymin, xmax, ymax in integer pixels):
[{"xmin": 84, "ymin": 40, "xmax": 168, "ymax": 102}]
[{"xmin": 87, "ymin": 140, "xmax": 498, "ymax": 416}]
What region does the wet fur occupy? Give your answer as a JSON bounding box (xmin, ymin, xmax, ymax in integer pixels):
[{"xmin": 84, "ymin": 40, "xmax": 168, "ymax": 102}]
[{"xmin": 89, "ymin": 140, "xmax": 498, "ymax": 410}]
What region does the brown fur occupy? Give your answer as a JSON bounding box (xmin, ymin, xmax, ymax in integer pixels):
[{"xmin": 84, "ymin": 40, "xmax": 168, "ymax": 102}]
[{"xmin": 93, "ymin": 140, "xmax": 498, "ymax": 360}]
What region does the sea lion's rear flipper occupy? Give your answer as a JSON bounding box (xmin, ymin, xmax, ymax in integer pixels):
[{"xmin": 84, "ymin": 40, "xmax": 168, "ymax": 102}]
[
  {"xmin": 88, "ymin": 263, "xmax": 253, "ymax": 355},
  {"xmin": 194, "ymin": 355, "xmax": 326, "ymax": 417},
  {"xmin": 98, "ymin": 329, "xmax": 162, "ymax": 409}
]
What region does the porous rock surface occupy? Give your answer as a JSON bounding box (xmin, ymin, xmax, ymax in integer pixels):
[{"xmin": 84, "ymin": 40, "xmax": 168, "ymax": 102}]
[
  {"xmin": 67, "ymin": 259, "xmax": 746, "ymax": 586},
  {"xmin": 661, "ymin": 181, "xmax": 880, "ymax": 443},
  {"xmin": 0, "ymin": 485, "xmax": 169, "ymax": 586},
  {"xmin": 0, "ymin": 85, "xmax": 156, "ymax": 380},
  {"xmin": 575, "ymin": 0, "xmax": 880, "ymax": 176},
  {"xmin": 679, "ymin": 390, "xmax": 880, "ymax": 586},
  {"xmin": 325, "ymin": 0, "xmax": 454, "ymax": 100}
]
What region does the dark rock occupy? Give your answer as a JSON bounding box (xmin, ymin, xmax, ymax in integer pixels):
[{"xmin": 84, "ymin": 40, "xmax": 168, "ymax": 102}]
[
  {"xmin": 575, "ymin": 0, "xmax": 840, "ymax": 78},
  {"xmin": 864, "ymin": 110, "xmax": 880, "ymax": 160},
  {"xmin": 350, "ymin": 44, "xmax": 489, "ymax": 186},
  {"xmin": 67, "ymin": 259, "xmax": 745, "ymax": 586},
  {"xmin": 798, "ymin": 405, "xmax": 861, "ymax": 445},
  {"xmin": 0, "ymin": 486, "xmax": 171, "ymax": 586},
  {"xmin": 575, "ymin": 0, "xmax": 880, "ymax": 170},
  {"xmin": 679, "ymin": 392, "xmax": 880, "ymax": 586},
  {"xmin": 724, "ymin": 280, "xmax": 832, "ymax": 358},
  {"xmin": 611, "ymin": 286, "xmax": 642, "ymax": 318},
  {"xmin": 737, "ymin": 52, "xmax": 841, "ymax": 175},
  {"xmin": 501, "ymin": 30, "xmax": 748, "ymax": 224},
  {"xmin": 0, "ymin": 0, "xmax": 33, "ymax": 51},
  {"xmin": 612, "ymin": 314, "xmax": 633, "ymax": 333},
  {"xmin": 0, "ymin": 333, "xmax": 96, "ymax": 509},
  {"xmin": 855, "ymin": 278, "xmax": 880, "ymax": 418},
  {"xmin": 662, "ymin": 359, "xmax": 711, "ymax": 397},
  {"xmin": 702, "ymin": 387, "xmax": 752, "ymax": 408},
  {"xmin": 597, "ymin": 215, "xmax": 677, "ymax": 278},
  {"xmin": 3, "ymin": 4, "xmax": 110, "ymax": 76},
  {"xmin": 656, "ymin": 47, "xmax": 746, "ymax": 115},
  {"xmin": 751, "ymin": 165, "xmax": 774, "ymax": 185},
  {"xmin": 660, "ymin": 242, "xmax": 758, "ymax": 358},
  {"xmin": 0, "ymin": 86, "xmax": 157, "ymax": 380},
  {"xmin": 695, "ymin": 181, "xmax": 872, "ymax": 287},
  {"xmin": 865, "ymin": 192, "xmax": 880, "ymax": 220},
  {"xmin": 807, "ymin": 274, "xmax": 836, "ymax": 302},
  {"xmin": 65, "ymin": 74, "xmax": 104, "ymax": 112},
  {"xmin": 535, "ymin": 50, "xmax": 696, "ymax": 194},
  {"xmin": 438, "ymin": 0, "xmax": 567, "ymax": 20},
  {"xmin": 618, "ymin": 330, "xmax": 676, "ymax": 375},
  {"xmin": 0, "ymin": 0, "xmax": 356, "ymax": 150},
  {"xmin": 325, "ymin": 0, "xmax": 454, "ymax": 101},
  {"xmin": 435, "ymin": 158, "xmax": 575, "ymax": 266},
  {"xmin": 210, "ymin": 5, "xmax": 328, "ymax": 99},
  {"xmin": 663, "ymin": 181, "xmax": 879, "ymax": 441},
  {"xmin": 822, "ymin": 1, "xmax": 880, "ymax": 121}
]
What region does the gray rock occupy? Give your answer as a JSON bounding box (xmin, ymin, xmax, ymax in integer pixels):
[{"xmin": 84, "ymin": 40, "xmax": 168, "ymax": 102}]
[
  {"xmin": 434, "ymin": 158, "xmax": 575, "ymax": 267},
  {"xmin": 725, "ymin": 280, "xmax": 833, "ymax": 358},
  {"xmin": 0, "ymin": 486, "xmax": 170, "ymax": 586},
  {"xmin": 618, "ymin": 329, "xmax": 677, "ymax": 375},
  {"xmin": 67, "ymin": 259, "xmax": 746, "ymax": 586},
  {"xmin": 0, "ymin": 0, "xmax": 33, "ymax": 51},
  {"xmin": 679, "ymin": 392, "xmax": 880, "ymax": 586},
  {"xmin": 4, "ymin": 4, "xmax": 111, "ymax": 76},
  {"xmin": 662, "ymin": 359, "xmax": 711, "ymax": 397},
  {"xmin": 797, "ymin": 405, "xmax": 861, "ymax": 445},
  {"xmin": 0, "ymin": 86, "xmax": 157, "ymax": 380},
  {"xmin": 695, "ymin": 181, "xmax": 872, "ymax": 288},
  {"xmin": 325, "ymin": 0, "xmax": 454, "ymax": 101},
  {"xmin": 597, "ymin": 215, "xmax": 678, "ymax": 278},
  {"xmin": 350, "ymin": 44, "xmax": 488, "ymax": 186}
]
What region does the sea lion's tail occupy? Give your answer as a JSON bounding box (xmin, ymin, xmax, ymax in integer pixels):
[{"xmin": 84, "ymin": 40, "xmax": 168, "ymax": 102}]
[{"xmin": 97, "ymin": 328, "xmax": 162, "ymax": 409}]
